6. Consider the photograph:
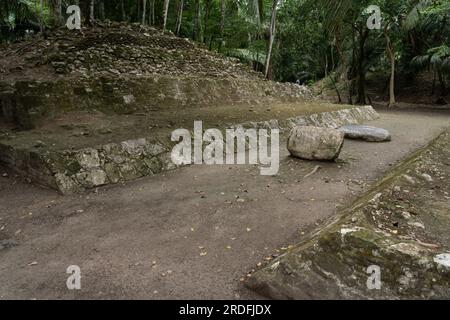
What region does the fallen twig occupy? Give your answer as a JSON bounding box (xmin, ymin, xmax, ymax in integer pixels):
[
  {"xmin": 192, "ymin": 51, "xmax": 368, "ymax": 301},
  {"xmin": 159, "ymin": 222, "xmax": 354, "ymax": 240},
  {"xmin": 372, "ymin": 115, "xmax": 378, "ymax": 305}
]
[
  {"xmin": 416, "ymin": 239, "xmax": 440, "ymax": 249},
  {"xmin": 303, "ymin": 165, "xmax": 321, "ymax": 180}
]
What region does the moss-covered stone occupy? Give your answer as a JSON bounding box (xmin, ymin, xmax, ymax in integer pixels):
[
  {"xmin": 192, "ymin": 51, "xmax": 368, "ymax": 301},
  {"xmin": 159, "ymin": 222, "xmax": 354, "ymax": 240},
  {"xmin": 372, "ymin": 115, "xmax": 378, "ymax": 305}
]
[{"xmin": 246, "ymin": 130, "xmax": 450, "ymax": 299}]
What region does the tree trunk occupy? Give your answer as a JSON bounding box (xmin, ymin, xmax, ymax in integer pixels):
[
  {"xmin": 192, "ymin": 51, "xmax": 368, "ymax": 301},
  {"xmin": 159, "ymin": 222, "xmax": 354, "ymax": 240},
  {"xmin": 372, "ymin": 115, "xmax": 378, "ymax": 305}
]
[
  {"xmin": 53, "ymin": 0, "xmax": 63, "ymax": 26},
  {"xmin": 40, "ymin": 0, "xmax": 44, "ymax": 32},
  {"xmin": 432, "ymin": 70, "xmax": 436, "ymax": 95},
  {"xmin": 78, "ymin": 0, "xmax": 89, "ymax": 27},
  {"xmin": 150, "ymin": 0, "xmax": 155, "ymax": 25},
  {"xmin": 218, "ymin": 0, "xmax": 225, "ymax": 52},
  {"xmin": 356, "ymin": 27, "xmax": 368, "ymax": 105},
  {"xmin": 90, "ymin": 0, "xmax": 95, "ymax": 23},
  {"xmin": 385, "ymin": 26, "xmax": 396, "ymax": 108},
  {"xmin": 387, "ymin": 48, "xmax": 396, "ymax": 107},
  {"xmin": 334, "ymin": 30, "xmax": 351, "ymax": 104},
  {"xmin": 175, "ymin": 0, "xmax": 184, "ymax": 35},
  {"xmin": 142, "ymin": 0, "xmax": 147, "ymax": 25},
  {"xmin": 330, "ymin": 75, "xmax": 342, "ymax": 103},
  {"xmin": 98, "ymin": 0, "xmax": 105, "ymax": 20},
  {"xmin": 194, "ymin": 0, "xmax": 202, "ymax": 42},
  {"xmin": 348, "ymin": 27, "xmax": 357, "ymax": 104},
  {"xmin": 438, "ymin": 70, "xmax": 446, "ymax": 96},
  {"xmin": 121, "ymin": 0, "xmax": 126, "ymax": 21},
  {"xmin": 209, "ymin": 34, "xmax": 214, "ymax": 50},
  {"xmin": 79, "ymin": 0, "xmax": 91, "ymax": 26},
  {"xmin": 163, "ymin": 0, "xmax": 170, "ymax": 31},
  {"xmin": 204, "ymin": 0, "xmax": 211, "ymax": 43},
  {"xmin": 265, "ymin": 0, "xmax": 278, "ymax": 79}
]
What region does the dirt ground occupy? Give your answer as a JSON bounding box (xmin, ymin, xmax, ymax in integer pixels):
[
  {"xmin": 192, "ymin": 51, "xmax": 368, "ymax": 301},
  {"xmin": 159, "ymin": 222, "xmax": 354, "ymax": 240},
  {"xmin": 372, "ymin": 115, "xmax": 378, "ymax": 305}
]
[{"xmin": 0, "ymin": 109, "xmax": 449, "ymax": 300}]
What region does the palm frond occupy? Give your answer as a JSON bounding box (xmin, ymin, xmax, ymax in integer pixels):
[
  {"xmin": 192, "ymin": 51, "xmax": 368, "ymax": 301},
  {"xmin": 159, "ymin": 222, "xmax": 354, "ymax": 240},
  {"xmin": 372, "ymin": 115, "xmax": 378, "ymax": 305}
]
[{"xmin": 411, "ymin": 54, "xmax": 431, "ymax": 70}]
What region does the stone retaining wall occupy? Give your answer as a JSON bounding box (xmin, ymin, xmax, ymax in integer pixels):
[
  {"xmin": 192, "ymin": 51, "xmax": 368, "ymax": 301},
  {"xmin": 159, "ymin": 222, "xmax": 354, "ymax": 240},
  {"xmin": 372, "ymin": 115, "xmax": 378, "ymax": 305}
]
[
  {"xmin": 0, "ymin": 105, "xmax": 379, "ymax": 194},
  {"xmin": 0, "ymin": 76, "xmax": 312, "ymax": 129},
  {"xmin": 234, "ymin": 105, "xmax": 379, "ymax": 131}
]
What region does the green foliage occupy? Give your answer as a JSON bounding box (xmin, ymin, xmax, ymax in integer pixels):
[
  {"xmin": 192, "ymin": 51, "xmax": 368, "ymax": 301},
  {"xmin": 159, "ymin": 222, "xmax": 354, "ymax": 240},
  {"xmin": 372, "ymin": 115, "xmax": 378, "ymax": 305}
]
[
  {"xmin": 412, "ymin": 45, "xmax": 450, "ymax": 72},
  {"xmin": 0, "ymin": 0, "xmax": 35, "ymax": 27},
  {"xmin": 1, "ymin": 0, "xmax": 449, "ymax": 96}
]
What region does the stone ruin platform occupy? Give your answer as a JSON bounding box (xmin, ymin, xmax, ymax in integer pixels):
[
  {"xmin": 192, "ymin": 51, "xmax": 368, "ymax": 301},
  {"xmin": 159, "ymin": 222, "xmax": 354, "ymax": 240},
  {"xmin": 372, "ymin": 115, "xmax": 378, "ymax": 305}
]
[
  {"xmin": 0, "ymin": 23, "xmax": 380, "ymax": 194},
  {"xmin": 0, "ymin": 22, "xmax": 313, "ymax": 128},
  {"xmin": 0, "ymin": 102, "xmax": 379, "ymax": 194}
]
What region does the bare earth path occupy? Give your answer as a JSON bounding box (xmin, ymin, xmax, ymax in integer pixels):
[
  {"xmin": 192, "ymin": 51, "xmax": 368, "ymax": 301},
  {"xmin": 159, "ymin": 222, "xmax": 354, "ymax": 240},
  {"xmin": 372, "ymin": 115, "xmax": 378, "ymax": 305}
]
[{"xmin": 0, "ymin": 110, "xmax": 449, "ymax": 300}]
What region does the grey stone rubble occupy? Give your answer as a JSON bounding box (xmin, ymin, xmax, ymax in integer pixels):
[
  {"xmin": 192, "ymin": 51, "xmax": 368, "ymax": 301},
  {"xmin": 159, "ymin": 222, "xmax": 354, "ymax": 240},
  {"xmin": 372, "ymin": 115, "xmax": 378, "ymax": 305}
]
[
  {"xmin": 49, "ymin": 138, "xmax": 174, "ymax": 194},
  {"xmin": 287, "ymin": 126, "xmax": 344, "ymax": 161},
  {"xmin": 0, "ymin": 106, "xmax": 380, "ymax": 194},
  {"xmin": 0, "ymin": 22, "xmax": 265, "ymax": 81},
  {"xmin": 233, "ymin": 105, "xmax": 379, "ymax": 131},
  {"xmin": 339, "ymin": 124, "xmax": 391, "ymax": 142}
]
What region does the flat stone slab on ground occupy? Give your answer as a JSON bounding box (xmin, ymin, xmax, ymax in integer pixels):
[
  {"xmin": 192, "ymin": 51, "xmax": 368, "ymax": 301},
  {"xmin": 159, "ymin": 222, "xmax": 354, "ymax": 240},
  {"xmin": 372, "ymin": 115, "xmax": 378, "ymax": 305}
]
[{"xmin": 339, "ymin": 124, "xmax": 391, "ymax": 142}]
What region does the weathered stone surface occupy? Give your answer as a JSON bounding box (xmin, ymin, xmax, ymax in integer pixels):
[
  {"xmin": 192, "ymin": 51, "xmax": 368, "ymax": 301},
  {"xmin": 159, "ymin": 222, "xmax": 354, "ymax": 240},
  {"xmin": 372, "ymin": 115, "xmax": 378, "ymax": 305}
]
[
  {"xmin": 48, "ymin": 139, "xmax": 171, "ymax": 194},
  {"xmin": 0, "ymin": 93, "xmax": 33, "ymax": 130},
  {"xmin": 235, "ymin": 106, "xmax": 379, "ymax": 132},
  {"xmin": 339, "ymin": 125, "xmax": 391, "ymax": 142},
  {"xmin": 434, "ymin": 254, "xmax": 450, "ymax": 268},
  {"xmin": 123, "ymin": 94, "xmax": 136, "ymax": 105},
  {"xmin": 287, "ymin": 126, "xmax": 344, "ymax": 161},
  {"xmin": 76, "ymin": 148, "xmax": 101, "ymax": 169}
]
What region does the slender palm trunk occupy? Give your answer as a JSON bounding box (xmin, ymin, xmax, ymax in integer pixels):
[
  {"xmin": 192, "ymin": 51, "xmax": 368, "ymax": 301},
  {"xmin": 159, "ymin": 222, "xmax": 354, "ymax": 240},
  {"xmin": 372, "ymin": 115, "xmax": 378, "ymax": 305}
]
[
  {"xmin": 163, "ymin": 0, "xmax": 170, "ymax": 30},
  {"xmin": 175, "ymin": 0, "xmax": 184, "ymax": 35},
  {"xmin": 142, "ymin": 0, "xmax": 147, "ymax": 25},
  {"xmin": 98, "ymin": 0, "xmax": 105, "ymax": 20},
  {"xmin": 137, "ymin": 0, "xmax": 141, "ymax": 22},
  {"xmin": 90, "ymin": 0, "xmax": 95, "ymax": 23},
  {"xmin": 331, "ymin": 30, "xmax": 348, "ymax": 103},
  {"xmin": 194, "ymin": 0, "xmax": 202, "ymax": 41},
  {"xmin": 204, "ymin": 0, "xmax": 211, "ymax": 43},
  {"xmin": 40, "ymin": 0, "xmax": 44, "ymax": 32},
  {"xmin": 121, "ymin": 0, "xmax": 126, "ymax": 21},
  {"xmin": 438, "ymin": 70, "xmax": 446, "ymax": 96},
  {"xmin": 385, "ymin": 28, "xmax": 396, "ymax": 108},
  {"xmin": 356, "ymin": 27, "xmax": 368, "ymax": 105},
  {"xmin": 218, "ymin": 0, "xmax": 225, "ymax": 52},
  {"xmin": 150, "ymin": 0, "xmax": 155, "ymax": 25},
  {"xmin": 265, "ymin": 0, "xmax": 278, "ymax": 79}
]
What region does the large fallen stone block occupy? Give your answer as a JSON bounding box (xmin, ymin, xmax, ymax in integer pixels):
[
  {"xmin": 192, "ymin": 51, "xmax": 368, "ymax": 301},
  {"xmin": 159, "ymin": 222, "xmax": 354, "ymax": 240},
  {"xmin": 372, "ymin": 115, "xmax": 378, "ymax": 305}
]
[
  {"xmin": 339, "ymin": 125, "xmax": 391, "ymax": 142},
  {"xmin": 287, "ymin": 126, "xmax": 344, "ymax": 161}
]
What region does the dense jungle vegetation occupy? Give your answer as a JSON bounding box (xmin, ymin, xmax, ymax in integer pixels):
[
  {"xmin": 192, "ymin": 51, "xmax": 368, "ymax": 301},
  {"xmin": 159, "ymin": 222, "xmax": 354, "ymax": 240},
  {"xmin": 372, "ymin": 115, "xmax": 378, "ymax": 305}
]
[{"xmin": 1, "ymin": 0, "xmax": 449, "ymax": 105}]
